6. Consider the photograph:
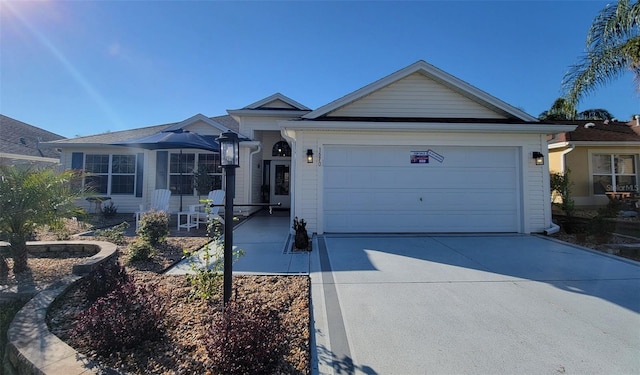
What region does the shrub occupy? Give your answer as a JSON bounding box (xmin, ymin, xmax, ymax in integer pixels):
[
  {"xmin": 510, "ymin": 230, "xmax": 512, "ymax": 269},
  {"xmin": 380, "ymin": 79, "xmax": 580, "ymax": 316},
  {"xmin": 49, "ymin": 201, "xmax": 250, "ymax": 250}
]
[
  {"xmin": 72, "ymin": 280, "xmax": 167, "ymax": 355},
  {"xmin": 101, "ymin": 201, "xmax": 118, "ymax": 218},
  {"xmin": 589, "ymin": 215, "xmax": 616, "ymax": 242},
  {"xmin": 84, "ymin": 261, "xmax": 130, "ymax": 302},
  {"xmin": 53, "ymin": 225, "xmax": 72, "ymax": 240},
  {"xmin": 599, "ymin": 202, "xmax": 621, "ymax": 218},
  {"xmin": 127, "ymin": 239, "xmax": 155, "ymax": 263},
  {"xmin": 205, "ymin": 298, "xmax": 287, "ymax": 374},
  {"xmin": 185, "ymin": 241, "xmax": 244, "ymax": 301},
  {"xmin": 550, "ymin": 170, "xmax": 575, "ymax": 218},
  {"xmin": 136, "ymin": 210, "xmax": 169, "ymax": 246},
  {"xmin": 93, "ymin": 221, "xmax": 130, "ymax": 245}
]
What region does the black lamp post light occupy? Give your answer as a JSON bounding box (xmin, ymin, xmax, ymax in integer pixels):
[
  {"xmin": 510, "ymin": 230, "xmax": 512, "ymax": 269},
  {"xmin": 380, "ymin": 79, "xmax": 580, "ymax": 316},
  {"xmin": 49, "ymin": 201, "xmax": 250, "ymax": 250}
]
[{"xmin": 217, "ymin": 131, "xmax": 239, "ymax": 305}]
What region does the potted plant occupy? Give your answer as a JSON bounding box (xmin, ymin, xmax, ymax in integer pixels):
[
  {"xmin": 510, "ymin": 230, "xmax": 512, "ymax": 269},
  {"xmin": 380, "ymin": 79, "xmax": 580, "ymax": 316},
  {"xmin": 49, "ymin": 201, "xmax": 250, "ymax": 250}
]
[{"xmin": 292, "ymin": 217, "xmax": 310, "ymax": 251}]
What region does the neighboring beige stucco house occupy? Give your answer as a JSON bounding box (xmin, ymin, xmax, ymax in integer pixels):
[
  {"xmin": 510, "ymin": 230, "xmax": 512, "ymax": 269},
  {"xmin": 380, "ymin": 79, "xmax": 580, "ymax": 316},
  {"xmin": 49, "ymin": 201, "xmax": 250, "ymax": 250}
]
[
  {"xmin": 548, "ymin": 118, "xmax": 640, "ymax": 207},
  {"xmin": 46, "ymin": 60, "xmax": 574, "ymax": 234}
]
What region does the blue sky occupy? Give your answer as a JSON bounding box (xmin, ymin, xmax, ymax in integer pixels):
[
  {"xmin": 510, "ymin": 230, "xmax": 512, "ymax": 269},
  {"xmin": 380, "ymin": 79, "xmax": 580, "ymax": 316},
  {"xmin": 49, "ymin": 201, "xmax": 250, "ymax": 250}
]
[{"xmin": 1, "ymin": 0, "xmax": 638, "ymax": 138}]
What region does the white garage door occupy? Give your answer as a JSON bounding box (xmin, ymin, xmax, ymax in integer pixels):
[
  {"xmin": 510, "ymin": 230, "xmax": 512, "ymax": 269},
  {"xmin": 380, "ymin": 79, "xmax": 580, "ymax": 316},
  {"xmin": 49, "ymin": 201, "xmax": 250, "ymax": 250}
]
[{"xmin": 323, "ymin": 145, "xmax": 520, "ymax": 233}]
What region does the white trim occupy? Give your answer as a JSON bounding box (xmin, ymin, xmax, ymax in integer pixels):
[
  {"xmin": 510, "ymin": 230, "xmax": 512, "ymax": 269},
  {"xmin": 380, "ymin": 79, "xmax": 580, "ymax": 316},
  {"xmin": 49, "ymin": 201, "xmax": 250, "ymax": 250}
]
[
  {"xmin": 227, "ymin": 109, "xmax": 310, "ymax": 118},
  {"xmin": 0, "ymin": 152, "xmax": 60, "ymax": 164},
  {"xmin": 555, "ymin": 141, "xmax": 640, "ymax": 147},
  {"xmin": 303, "ymin": 60, "xmax": 539, "ymax": 122},
  {"xmin": 560, "ymin": 145, "xmax": 575, "ymax": 173},
  {"xmin": 548, "ymin": 142, "xmax": 571, "ymax": 149}
]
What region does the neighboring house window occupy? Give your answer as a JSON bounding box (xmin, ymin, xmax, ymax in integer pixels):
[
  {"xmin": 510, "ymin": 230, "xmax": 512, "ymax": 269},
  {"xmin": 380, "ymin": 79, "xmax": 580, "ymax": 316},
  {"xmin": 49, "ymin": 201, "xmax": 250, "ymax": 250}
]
[
  {"xmin": 592, "ymin": 154, "xmax": 638, "ymax": 194},
  {"xmin": 169, "ymin": 152, "xmax": 222, "ymax": 195},
  {"xmin": 84, "ymin": 154, "xmax": 136, "ymax": 195},
  {"xmin": 272, "ymin": 141, "xmax": 291, "ymax": 157}
]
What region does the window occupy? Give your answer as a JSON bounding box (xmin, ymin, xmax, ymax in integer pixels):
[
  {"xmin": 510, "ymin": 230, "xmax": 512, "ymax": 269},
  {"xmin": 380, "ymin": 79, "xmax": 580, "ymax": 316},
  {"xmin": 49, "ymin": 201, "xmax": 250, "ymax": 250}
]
[
  {"xmin": 169, "ymin": 153, "xmax": 195, "ymax": 195},
  {"xmin": 592, "ymin": 154, "xmax": 638, "ymax": 194},
  {"xmin": 111, "ymin": 155, "xmax": 136, "ymax": 194},
  {"xmin": 272, "ymin": 141, "xmax": 291, "ymax": 157},
  {"xmin": 84, "ymin": 154, "xmax": 136, "ymax": 195},
  {"xmin": 197, "ymin": 153, "xmax": 223, "ymax": 191},
  {"xmin": 170, "ymin": 152, "xmax": 222, "ymax": 195}
]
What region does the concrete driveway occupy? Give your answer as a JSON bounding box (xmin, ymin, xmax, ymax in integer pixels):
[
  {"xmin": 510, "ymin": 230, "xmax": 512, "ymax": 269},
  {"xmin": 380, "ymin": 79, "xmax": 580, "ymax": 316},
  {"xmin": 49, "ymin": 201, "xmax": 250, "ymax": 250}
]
[{"xmin": 310, "ymin": 234, "xmax": 640, "ymax": 375}]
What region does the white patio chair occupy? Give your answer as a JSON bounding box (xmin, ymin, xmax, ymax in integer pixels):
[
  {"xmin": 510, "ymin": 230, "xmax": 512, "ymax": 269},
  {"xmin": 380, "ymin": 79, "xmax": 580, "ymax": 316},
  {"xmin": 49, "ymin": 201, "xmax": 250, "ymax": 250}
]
[
  {"xmin": 190, "ymin": 189, "xmax": 225, "ymax": 228},
  {"xmin": 135, "ymin": 189, "xmax": 171, "ymax": 228}
]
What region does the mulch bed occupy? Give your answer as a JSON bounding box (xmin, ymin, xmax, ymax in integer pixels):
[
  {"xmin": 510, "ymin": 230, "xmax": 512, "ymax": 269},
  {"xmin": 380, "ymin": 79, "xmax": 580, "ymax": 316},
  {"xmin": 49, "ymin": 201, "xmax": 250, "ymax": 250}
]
[{"xmin": 5, "ymin": 216, "xmax": 311, "ymax": 374}]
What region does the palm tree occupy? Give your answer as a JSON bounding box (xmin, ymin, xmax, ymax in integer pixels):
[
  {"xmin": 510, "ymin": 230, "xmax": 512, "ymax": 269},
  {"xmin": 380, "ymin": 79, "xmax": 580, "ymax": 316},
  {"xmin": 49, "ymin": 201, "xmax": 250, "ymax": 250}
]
[
  {"xmin": 539, "ymin": 97, "xmax": 576, "ymax": 120},
  {"xmin": 577, "ymin": 108, "xmax": 616, "ymax": 120},
  {"xmin": 0, "ymin": 165, "xmax": 82, "ymax": 273},
  {"xmin": 539, "ymin": 98, "xmax": 616, "ymax": 121},
  {"xmin": 562, "ymin": 0, "xmax": 640, "ymax": 107}
]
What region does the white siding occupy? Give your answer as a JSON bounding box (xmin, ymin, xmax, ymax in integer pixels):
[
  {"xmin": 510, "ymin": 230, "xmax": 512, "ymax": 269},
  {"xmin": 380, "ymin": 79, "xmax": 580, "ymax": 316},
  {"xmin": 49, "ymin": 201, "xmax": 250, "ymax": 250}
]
[
  {"xmin": 329, "ymin": 73, "xmax": 506, "ymax": 119},
  {"xmin": 524, "ymin": 134, "xmax": 552, "ymax": 232},
  {"xmin": 293, "ymin": 133, "xmax": 319, "ymax": 232}
]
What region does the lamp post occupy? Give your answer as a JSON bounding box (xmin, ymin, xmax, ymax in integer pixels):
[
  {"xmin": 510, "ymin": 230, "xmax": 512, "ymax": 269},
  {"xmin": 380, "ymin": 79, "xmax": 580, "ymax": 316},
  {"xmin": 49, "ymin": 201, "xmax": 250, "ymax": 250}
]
[{"xmin": 217, "ymin": 131, "xmax": 239, "ymax": 305}]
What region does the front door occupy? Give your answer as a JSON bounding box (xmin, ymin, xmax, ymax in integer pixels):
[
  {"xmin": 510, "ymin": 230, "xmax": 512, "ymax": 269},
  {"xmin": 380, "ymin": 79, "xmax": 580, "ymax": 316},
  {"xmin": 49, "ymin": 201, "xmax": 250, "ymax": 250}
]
[{"xmin": 270, "ymin": 161, "xmax": 291, "ymax": 209}]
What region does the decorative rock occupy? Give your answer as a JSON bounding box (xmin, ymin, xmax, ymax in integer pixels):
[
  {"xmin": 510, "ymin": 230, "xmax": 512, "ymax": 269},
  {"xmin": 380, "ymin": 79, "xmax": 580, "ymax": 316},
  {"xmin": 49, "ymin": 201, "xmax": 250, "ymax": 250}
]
[{"xmin": 619, "ymin": 210, "xmax": 638, "ymax": 218}]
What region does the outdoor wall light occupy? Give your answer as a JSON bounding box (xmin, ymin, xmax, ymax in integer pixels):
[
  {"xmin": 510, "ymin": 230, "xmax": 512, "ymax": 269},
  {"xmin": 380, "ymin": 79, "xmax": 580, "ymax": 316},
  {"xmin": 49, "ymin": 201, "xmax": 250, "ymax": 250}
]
[
  {"xmin": 306, "ymin": 149, "xmax": 314, "ymax": 163},
  {"xmin": 533, "ymin": 151, "xmax": 544, "ymax": 166},
  {"xmin": 218, "ymin": 131, "xmax": 239, "ymax": 167}
]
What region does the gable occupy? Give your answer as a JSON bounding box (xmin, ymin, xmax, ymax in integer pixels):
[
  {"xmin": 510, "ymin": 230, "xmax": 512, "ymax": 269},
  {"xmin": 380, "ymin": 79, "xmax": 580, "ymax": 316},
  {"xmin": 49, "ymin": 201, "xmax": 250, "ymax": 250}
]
[
  {"xmin": 328, "ymin": 72, "xmax": 507, "ymax": 119},
  {"xmin": 303, "ymin": 60, "xmax": 537, "ymax": 122},
  {"xmin": 243, "ymin": 93, "xmax": 310, "ymax": 111},
  {"xmin": 258, "ymin": 98, "xmax": 298, "ymax": 110}
]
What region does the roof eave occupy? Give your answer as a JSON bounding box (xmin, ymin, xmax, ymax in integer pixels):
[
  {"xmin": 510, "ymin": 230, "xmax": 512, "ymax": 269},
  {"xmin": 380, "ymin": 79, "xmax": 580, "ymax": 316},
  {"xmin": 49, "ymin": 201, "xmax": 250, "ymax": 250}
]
[
  {"xmin": 555, "ymin": 141, "xmax": 640, "ymax": 147},
  {"xmin": 227, "ymin": 109, "xmax": 311, "ymax": 117},
  {"xmin": 282, "ymin": 121, "xmax": 575, "ymax": 134}
]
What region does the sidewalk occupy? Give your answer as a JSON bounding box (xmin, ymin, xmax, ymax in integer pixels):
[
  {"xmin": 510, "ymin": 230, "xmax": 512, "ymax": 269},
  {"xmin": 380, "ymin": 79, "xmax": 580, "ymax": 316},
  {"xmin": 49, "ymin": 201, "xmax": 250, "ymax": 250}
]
[{"xmin": 165, "ymin": 210, "xmax": 309, "ymax": 275}]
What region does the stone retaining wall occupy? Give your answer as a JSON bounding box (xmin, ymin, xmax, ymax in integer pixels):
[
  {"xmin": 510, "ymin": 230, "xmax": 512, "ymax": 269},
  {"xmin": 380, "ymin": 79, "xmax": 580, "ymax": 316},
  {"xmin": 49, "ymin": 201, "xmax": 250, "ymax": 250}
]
[
  {"xmin": 3, "ymin": 241, "xmax": 118, "ymax": 375},
  {"xmin": 24, "ymin": 242, "xmax": 100, "ymax": 258}
]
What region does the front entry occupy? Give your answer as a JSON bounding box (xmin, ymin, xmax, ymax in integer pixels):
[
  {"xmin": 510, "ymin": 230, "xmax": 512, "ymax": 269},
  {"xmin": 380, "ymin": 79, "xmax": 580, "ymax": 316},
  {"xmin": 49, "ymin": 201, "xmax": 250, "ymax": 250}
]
[{"xmin": 270, "ymin": 161, "xmax": 291, "ymax": 209}]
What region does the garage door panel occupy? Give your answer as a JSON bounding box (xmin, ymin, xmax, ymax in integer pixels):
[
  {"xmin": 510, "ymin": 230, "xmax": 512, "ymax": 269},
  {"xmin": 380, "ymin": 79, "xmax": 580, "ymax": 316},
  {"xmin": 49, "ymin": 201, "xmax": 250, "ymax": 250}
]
[
  {"xmin": 323, "ymin": 145, "xmax": 520, "ymax": 233},
  {"xmin": 325, "ymin": 189, "xmax": 516, "ymax": 211},
  {"xmin": 325, "ymin": 166, "xmax": 516, "ymax": 190},
  {"xmin": 324, "ymin": 212, "xmax": 518, "ymax": 233}
]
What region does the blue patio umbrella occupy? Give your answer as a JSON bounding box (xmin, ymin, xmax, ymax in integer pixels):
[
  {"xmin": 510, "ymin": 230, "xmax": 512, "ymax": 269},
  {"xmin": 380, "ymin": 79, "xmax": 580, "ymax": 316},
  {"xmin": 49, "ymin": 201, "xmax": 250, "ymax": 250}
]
[{"xmin": 112, "ymin": 129, "xmax": 220, "ymax": 211}]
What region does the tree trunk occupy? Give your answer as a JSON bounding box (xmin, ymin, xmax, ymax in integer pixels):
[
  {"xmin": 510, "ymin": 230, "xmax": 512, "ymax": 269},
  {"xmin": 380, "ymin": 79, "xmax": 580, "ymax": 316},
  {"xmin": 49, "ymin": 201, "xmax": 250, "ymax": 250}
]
[
  {"xmin": 0, "ymin": 255, "xmax": 9, "ymax": 282},
  {"xmin": 11, "ymin": 237, "xmax": 29, "ymax": 274}
]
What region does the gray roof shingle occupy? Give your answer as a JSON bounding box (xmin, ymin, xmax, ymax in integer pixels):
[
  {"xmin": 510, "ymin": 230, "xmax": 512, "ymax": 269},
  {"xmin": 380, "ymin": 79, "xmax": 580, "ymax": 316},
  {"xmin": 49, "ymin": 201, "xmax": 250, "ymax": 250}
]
[
  {"xmin": 0, "ymin": 115, "xmax": 65, "ymax": 158},
  {"xmin": 45, "ymin": 115, "xmax": 241, "ymax": 146}
]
